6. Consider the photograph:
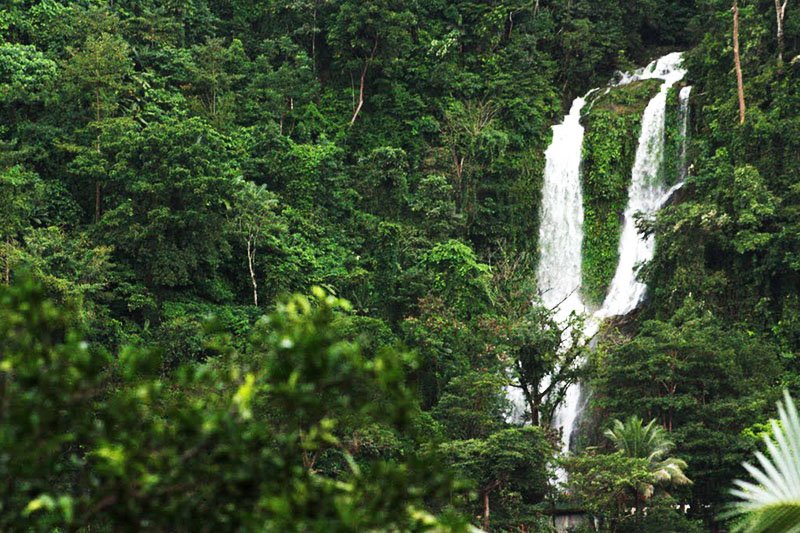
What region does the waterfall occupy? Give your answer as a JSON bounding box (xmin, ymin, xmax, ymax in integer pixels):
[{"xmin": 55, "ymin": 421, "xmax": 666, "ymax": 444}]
[
  {"xmin": 536, "ymin": 95, "xmax": 591, "ymax": 321},
  {"xmin": 679, "ymin": 86, "xmax": 693, "ymax": 182},
  {"xmin": 529, "ymin": 53, "xmax": 688, "ymax": 459},
  {"xmin": 508, "ymin": 94, "xmax": 592, "ymax": 423},
  {"xmin": 527, "ymin": 93, "xmax": 592, "ymax": 435}
]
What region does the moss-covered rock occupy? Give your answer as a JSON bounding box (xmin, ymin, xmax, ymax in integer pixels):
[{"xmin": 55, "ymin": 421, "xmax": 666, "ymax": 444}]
[{"xmin": 580, "ymin": 79, "xmax": 661, "ymax": 306}]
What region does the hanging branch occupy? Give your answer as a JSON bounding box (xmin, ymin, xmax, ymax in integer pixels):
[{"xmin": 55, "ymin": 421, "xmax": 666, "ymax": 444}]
[{"xmin": 349, "ymin": 38, "xmax": 379, "ymax": 127}]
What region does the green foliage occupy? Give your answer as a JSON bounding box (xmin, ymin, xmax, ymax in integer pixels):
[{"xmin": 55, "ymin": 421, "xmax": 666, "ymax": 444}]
[
  {"xmin": 4, "ymin": 0, "xmax": 799, "ymax": 528},
  {"xmin": 0, "ymin": 42, "xmax": 56, "ymax": 103},
  {"xmin": 433, "ymin": 371, "xmax": 510, "ymax": 440},
  {"xmin": 605, "ymin": 416, "xmax": 691, "ymax": 498},
  {"xmin": 591, "ymin": 298, "xmax": 782, "ymax": 519},
  {"xmin": 440, "ymin": 426, "xmax": 553, "ymax": 531},
  {"xmin": 565, "ymin": 450, "xmax": 652, "ymax": 520},
  {"xmin": 581, "ymin": 79, "xmax": 661, "ymax": 304},
  {"xmin": 418, "ymin": 240, "xmax": 493, "ymax": 320},
  {"xmin": 0, "ymin": 279, "xmax": 469, "ymax": 530},
  {"xmin": 100, "ymin": 118, "xmax": 239, "ymax": 289},
  {"xmin": 728, "ymin": 391, "xmax": 800, "ymax": 533}
]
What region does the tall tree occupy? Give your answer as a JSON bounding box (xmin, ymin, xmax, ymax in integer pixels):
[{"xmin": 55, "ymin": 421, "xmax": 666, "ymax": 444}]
[
  {"xmin": 327, "ymin": 0, "xmax": 416, "ymax": 126},
  {"xmin": 99, "ymin": 118, "xmax": 239, "ymax": 291},
  {"xmin": 61, "ymin": 32, "xmax": 133, "ymax": 222},
  {"xmin": 231, "ymin": 179, "xmax": 280, "ymax": 306},
  {"xmin": 605, "ymin": 416, "xmax": 692, "ymax": 505}
]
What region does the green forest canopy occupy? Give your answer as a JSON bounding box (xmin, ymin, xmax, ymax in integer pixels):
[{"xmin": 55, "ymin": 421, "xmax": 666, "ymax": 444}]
[{"xmin": 1, "ymin": 0, "xmax": 799, "ymax": 530}]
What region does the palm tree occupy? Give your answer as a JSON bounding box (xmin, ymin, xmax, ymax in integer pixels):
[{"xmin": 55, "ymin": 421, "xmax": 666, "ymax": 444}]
[
  {"xmin": 605, "ymin": 416, "xmax": 692, "ymax": 500},
  {"xmin": 728, "ymin": 391, "xmax": 800, "ymax": 532}
]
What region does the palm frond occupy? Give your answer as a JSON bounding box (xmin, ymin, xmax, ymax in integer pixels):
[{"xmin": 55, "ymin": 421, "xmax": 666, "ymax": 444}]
[
  {"xmin": 605, "ymin": 414, "xmax": 691, "ymax": 499},
  {"xmin": 728, "ymin": 391, "xmax": 800, "ymax": 532}
]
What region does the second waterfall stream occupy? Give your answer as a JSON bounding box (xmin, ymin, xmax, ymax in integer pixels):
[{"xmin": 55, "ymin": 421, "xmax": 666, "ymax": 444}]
[{"xmin": 526, "ymin": 53, "xmax": 690, "ymax": 463}]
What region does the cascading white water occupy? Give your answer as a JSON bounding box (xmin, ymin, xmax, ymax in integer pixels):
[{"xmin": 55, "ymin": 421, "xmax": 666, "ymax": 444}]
[
  {"xmin": 536, "ymin": 96, "xmax": 591, "ymax": 320},
  {"xmin": 679, "ymin": 86, "xmax": 693, "ymax": 182},
  {"xmin": 531, "ymin": 53, "xmax": 688, "ymax": 459}
]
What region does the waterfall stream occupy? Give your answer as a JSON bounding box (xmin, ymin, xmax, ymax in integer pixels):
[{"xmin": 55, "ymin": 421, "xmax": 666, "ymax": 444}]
[{"xmin": 528, "ymin": 53, "xmax": 689, "ymax": 460}]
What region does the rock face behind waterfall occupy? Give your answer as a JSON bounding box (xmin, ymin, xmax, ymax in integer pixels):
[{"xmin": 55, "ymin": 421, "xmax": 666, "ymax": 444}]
[{"xmin": 522, "ymin": 53, "xmax": 690, "ymax": 460}]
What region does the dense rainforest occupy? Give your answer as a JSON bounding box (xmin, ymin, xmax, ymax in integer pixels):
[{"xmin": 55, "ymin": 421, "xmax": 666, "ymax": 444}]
[{"xmin": 1, "ymin": 0, "xmax": 799, "ymax": 531}]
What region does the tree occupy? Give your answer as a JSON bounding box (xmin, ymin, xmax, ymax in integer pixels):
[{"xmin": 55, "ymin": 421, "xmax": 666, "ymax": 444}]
[
  {"xmin": 0, "ymin": 166, "xmax": 42, "ymax": 285},
  {"xmin": 440, "ymin": 427, "xmax": 552, "ymax": 531},
  {"xmin": 356, "ymin": 146, "xmax": 409, "ymax": 218},
  {"xmin": 99, "ymin": 118, "xmax": 239, "ymax": 291},
  {"xmin": 0, "ymin": 42, "xmax": 56, "ymax": 104},
  {"xmin": 61, "ymin": 32, "xmax": 133, "ymax": 222},
  {"xmin": 409, "ymin": 174, "xmax": 463, "ymax": 240},
  {"xmin": 417, "ymin": 240, "xmax": 493, "ymax": 320},
  {"xmin": 590, "ymin": 299, "xmax": 782, "ymax": 521},
  {"xmin": 565, "ymin": 450, "xmax": 653, "ymax": 526},
  {"xmin": 186, "ymin": 37, "xmax": 248, "ymax": 128},
  {"xmin": 605, "ymin": 416, "xmax": 692, "ymax": 504},
  {"xmin": 506, "ymin": 304, "xmax": 586, "ymax": 428},
  {"xmin": 231, "ymin": 180, "xmax": 280, "ymax": 306},
  {"xmin": 432, "ymin": 371, "xmax": 509, "ymax": 440},
  {"xmin": 0, "ymin": 279, "xmax": 470, "ymax": 530},
  {"xmin": 732, "ymin": 1, "xmax": 746, "ymax": 124},
  {"xmin": 327, "ymin": 0, "xmax": 416, "ymax": 126},
  {"xmin": 441, "ymin": 100, "xmax": 509, "ymax": 222},
  {"xmin": 775, "ymin": 0, "xmax": 789, "ymax": 65}
]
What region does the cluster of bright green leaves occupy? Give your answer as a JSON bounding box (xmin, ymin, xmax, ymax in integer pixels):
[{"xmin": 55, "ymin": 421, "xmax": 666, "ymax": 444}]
[
  {"xmin": 579, "ymin": 79, "xmax": 661, "ymax": 305},
  {"xmin": 0, "ymin": 279, "xmax": 468, "ymax": 530}
]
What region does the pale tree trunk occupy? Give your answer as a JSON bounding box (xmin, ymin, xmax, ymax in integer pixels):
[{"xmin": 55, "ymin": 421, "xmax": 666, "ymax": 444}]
[
  {"xmin": 312, "ymin": 1, "xmax": 317, "ymax": 75},
  {"xmin": 775, "ymin": 0, "xmax": 788, "ymax": 65},
  {"xmin": 4, "ymin": 236, "xmax": 10, "ymax": 286},
  {"xmin": 349, "ymin": 39, "xmax": 379, "ymax": 126},
  {"xmin": 246, "ymin": 235, "xmax": 258, "ymax": 306},
  {"xmin": 481, "ymin": 480, "xmax": 501, "ymax": 531},
  {"xmin": 95, "ymin": 89, "xmax": 103, "ymax": 223},
  {"xmin": 482, "ymin": 490, "xmax": 491, "ymax": 531},
  {"xmin": 733, "ymin": 2, "xmax": 746, "ymax": 124}
]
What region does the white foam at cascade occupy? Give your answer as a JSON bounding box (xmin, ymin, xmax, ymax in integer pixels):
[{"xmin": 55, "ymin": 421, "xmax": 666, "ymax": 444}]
[
  {"xmin": 536, "ymin": 53, "xmax": 687, "ymax": 459},
  {"xmin": 536, "ymin": 96, "xmax": 591, "ymax": 320}
]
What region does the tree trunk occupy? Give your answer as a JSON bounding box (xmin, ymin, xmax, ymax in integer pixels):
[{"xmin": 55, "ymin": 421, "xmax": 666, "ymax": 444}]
[
  {"xmin": 732, "ymin": 2, "xmax": 746, "ymax": 124},
  {"xmin": 247, "ymin": 236, "xmax": 258, "ymax": 306},
  {"xmin": 482, "ymin": 490, "xmax": 491, "ymax": 531},
  {"xmin": 95, "ymin": 88, "xmax": 103, "ymax": 223},
  {"xmin": 312, "ymin": 1, "xmax": 317, "ymax": 74},
  {"xmin": 349, "ymin": 39, "xmax": 379, "ymax": 126},
  {"xmin": 775, "ymin": 0, "xmax": 788, "ymax": 65},
  {"xmin": 95, "ymin": 181, "xmax": 102, "ymax": 223},
  {"xmin": 4, "ymin": 236, "xmax": 10, "ymax": 286}
]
